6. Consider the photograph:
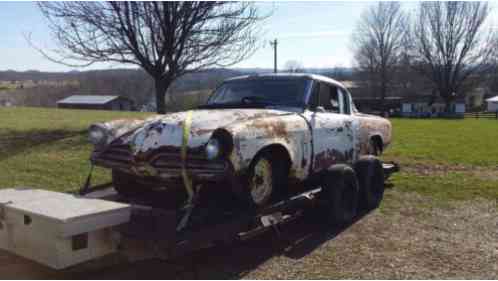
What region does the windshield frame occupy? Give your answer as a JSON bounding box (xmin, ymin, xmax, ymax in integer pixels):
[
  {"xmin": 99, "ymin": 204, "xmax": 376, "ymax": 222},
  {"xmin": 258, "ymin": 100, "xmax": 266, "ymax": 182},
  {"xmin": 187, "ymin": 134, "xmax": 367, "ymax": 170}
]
[{"xmin": 203, "ymin": 77, "xmax": 313, "ymax": 109}]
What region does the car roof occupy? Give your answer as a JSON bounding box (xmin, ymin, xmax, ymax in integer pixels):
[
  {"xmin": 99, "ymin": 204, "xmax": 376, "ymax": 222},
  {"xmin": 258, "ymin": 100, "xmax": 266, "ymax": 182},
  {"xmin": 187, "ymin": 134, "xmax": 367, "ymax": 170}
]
[{"xmin": 224, "ymin": 73, "xmax": 346, "ymax": 89}]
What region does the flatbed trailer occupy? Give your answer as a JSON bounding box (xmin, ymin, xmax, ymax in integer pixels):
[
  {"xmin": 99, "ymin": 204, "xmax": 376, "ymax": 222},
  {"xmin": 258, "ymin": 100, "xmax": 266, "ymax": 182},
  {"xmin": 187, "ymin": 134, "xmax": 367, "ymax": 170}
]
[
  {"xmin": 88, "ymin": 161, "xmax": 399, "ymax": 262},
  {"xmin": 0, "ymin": 162, "xmax": 399, "ymax": 270}
]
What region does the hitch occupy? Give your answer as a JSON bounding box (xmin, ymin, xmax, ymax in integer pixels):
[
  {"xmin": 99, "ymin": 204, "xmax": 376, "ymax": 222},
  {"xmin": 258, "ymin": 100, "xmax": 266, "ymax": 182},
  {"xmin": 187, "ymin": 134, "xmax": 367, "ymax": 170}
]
[{"xmin": 382, "ymin": 161, "xmax": 400, "ymax": 181}]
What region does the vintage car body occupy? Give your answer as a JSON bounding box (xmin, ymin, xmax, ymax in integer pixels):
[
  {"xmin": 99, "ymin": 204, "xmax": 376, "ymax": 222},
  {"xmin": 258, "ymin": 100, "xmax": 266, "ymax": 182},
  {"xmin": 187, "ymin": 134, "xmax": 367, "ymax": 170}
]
[{"xmin": 88, "ymin": 74, "xmax": 391, "ymax": 206}]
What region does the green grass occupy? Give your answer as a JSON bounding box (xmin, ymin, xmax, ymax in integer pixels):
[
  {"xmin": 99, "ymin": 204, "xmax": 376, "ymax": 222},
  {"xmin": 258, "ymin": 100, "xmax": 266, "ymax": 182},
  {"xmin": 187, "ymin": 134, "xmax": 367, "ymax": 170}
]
[
  {"xmin": 380, "ymin": 118, "xmax": 498, "ymax": 204},
  {"xmin": 0, "ymin": 108, "xmax": 496, "ymax": 203},
  {"xmin": 0, "ymin": 107, "xmax": 150, "ymax": 192},
  {"xmin": 388, "ymin": 172, "xmax": 498, "ymax": 203},
  {"xmin": 384, "ymin": 118, "xmax": 498, "ymax": 167}
]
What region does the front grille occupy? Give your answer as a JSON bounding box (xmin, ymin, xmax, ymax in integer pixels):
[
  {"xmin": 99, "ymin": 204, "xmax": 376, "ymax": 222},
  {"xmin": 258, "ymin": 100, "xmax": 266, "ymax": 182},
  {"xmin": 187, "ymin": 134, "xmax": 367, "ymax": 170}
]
[
  {"xmin": 152, "ymin": 152, "xmax": 227, "ymax": 173},
  {"xmin": 94, "ymin": 144, "xmax": 227, "ymax": 174},
  {"xmin": 93, "ymin": 144, "xmax": 133, "ymax": 168}
]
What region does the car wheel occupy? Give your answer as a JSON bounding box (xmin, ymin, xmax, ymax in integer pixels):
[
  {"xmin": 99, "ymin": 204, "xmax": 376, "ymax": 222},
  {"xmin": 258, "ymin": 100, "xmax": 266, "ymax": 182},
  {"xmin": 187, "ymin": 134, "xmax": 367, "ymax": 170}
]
[
  {"xmin": 320, "ymin": 165, "xmax": 359, "ymax": 225},
  {"xmin": 245, "ymin": 154, "xmax": 285, "ymax": 208},
  {"xmin": 354, "ymin": 156, "xmax": 385, "ymax": 210}
]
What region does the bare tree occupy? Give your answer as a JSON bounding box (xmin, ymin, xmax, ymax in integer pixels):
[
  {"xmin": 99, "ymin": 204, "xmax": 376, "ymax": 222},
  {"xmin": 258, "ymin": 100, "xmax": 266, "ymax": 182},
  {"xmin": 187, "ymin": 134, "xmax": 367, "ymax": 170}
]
[
  {"xmin": 409, "ymin": 2, "xmax": 495, "ymax": 110},
  {"xmin": 283, "ymin": 60, "xmax": 304, "ymax": 73},
  {"xmin": 352, "ymin": 2, "xmax": 407, "ymax": 107},
  {"xmin": 37, "ymin": 2, "xmax": 263, "ymax": 113}
]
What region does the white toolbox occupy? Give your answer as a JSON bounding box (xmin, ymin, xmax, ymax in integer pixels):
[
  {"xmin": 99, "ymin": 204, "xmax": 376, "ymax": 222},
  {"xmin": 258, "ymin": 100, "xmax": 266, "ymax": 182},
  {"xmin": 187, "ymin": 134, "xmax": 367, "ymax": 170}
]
[{"xmin": 0, "ymin": 188, "xmax": 131, "ymax": 269}]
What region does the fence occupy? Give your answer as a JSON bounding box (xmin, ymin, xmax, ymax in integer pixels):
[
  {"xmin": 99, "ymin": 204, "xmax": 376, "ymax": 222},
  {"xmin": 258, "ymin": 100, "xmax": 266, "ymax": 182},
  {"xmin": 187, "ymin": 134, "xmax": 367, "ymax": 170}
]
[{"xmin": 464, "ymin": 112, "xmax": 498, "ymax": 119}]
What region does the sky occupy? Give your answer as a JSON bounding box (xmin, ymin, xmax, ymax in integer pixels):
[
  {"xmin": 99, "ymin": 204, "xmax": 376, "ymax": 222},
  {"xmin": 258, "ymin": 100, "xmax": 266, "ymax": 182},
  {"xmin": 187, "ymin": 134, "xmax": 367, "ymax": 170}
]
[{"xmin": 0, "ymin": 1, "xmax": 497, "ymax": 72}]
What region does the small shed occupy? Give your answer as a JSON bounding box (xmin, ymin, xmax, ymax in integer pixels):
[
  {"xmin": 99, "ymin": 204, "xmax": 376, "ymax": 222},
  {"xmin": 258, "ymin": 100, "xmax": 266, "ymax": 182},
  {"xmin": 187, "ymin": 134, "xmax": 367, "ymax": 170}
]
[
  {"xmin": 57, "ymin": 95, "xmax": 133, "ymax": 111},
  {"xmin": 485, "ymin": 96, "xmax": 498, "ymax": 112}
]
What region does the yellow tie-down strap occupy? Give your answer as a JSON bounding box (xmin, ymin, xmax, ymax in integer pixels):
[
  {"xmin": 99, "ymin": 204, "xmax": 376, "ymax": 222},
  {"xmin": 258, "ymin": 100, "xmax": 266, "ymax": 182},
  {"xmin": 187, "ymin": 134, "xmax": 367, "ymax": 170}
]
[{"xmin": 181, "ymin": 110, "xmax": 194, "ymax": 201}]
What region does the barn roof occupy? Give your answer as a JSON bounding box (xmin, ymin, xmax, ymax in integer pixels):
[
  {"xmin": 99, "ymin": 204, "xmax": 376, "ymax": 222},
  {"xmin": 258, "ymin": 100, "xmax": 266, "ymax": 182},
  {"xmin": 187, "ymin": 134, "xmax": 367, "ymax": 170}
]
[
  {"xmin": 57, "ymin": 95, "xmax": 121, "ymax": 105},
  {"xmin": 485, "ymin": 95, "xmax": 498, "ymax": 102}
]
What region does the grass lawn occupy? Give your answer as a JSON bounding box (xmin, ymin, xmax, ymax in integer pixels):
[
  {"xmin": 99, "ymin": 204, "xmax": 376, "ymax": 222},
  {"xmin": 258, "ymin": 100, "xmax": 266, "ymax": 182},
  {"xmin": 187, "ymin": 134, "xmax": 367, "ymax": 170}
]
[
  {"xmin": 0, "ymin": 107, "xmax": 151, "ymax": 192},
  {"xmin": 0, "ymin": 107, "xmax": 496, "ymax": 202},
  {"xmin": 384, "ymin": 118, "xmax": 498, "ymax": 167},
  {"xmin": 382, "ymin": 118, "xmax": 498, "ymax": 204}
]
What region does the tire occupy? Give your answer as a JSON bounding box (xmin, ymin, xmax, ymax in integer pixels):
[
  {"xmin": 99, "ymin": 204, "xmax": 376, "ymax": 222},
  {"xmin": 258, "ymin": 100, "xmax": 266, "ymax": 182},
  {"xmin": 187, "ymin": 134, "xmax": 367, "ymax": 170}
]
[
  {"xmin": 320, "ymin": 165, "xmax": 359, "ymax": 225},
  {"xmin": 245, "ymin": 153, "xmax": 286, "ymax": 208},
  {"xmin": 367, "ymin": 138, "xmax": 380, "ymax": 156},
  {"xmin": 354, "ymin": 156, "xmax": 385, "ymax": 210},
  {"xmin": 112, "ymin": 169, "xmax": 148, "ymax": 197}
]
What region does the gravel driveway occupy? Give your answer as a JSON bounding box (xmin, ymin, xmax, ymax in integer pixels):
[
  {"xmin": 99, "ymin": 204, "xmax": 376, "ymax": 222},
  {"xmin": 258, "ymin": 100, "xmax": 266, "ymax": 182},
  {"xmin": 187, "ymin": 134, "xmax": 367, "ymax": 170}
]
[{"xmin": 0, "ymin": 189, "xmax": 496, "ymax": 279}]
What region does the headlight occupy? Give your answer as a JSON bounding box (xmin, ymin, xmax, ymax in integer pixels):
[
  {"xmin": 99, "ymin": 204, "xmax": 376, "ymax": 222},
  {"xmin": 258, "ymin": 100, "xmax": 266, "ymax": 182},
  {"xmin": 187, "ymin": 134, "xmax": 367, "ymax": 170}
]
[
  {"xmin": 205, "ymin": 138, "xmax": 221, "ymax": 160},
  {"xmin": 88, "ymin": 124, "xmax": 109, "ymax": 146}
]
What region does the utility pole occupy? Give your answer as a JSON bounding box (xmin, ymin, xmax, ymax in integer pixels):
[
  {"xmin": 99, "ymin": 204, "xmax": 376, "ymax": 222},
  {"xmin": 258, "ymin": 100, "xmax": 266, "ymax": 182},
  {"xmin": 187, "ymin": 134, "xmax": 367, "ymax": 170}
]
[{"xmin": 270, "ymin": 39, "xmax": 278, "ymax": 73}]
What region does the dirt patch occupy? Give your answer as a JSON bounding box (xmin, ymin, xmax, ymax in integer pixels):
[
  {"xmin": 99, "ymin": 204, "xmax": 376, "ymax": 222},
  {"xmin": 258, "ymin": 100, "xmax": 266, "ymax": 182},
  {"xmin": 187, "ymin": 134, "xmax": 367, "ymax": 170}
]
[
  {"xmin": 402, "ymin": 163, "xmax": 498, "ymax": 181},
  {"xmin": 0, "ymin": 190, "xmax": 496, "ymax": 279},
  {"xmin": 244, "ymin": 191, "xmax": 497, "ymax": 279}
]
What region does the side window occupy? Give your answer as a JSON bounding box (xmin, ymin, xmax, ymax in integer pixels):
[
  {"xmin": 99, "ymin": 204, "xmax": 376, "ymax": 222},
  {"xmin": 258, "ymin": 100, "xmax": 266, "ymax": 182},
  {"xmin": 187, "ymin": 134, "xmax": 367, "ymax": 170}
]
[
  {"xmin": 308, "ymin": 82, "xmax": 319, "ymax": 110},
  {"xmin": 329, "ymin": 87, "xmax": 340, "ymax": 113},
  {"xmin": 339, "ymin": 88, "xmax": 351, "ymax": 115},
  {"xmin": 318, "ymin": 83, "xmax": 340, "ymax": 113},
  {"xmin": 308, "ymin": 82, "xmax": 343, "ymax": 114}
]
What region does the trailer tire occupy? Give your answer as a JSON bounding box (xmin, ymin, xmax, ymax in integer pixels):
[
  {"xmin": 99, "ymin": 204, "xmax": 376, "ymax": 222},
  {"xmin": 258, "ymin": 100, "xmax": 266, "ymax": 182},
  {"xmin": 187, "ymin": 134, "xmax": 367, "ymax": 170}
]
[
  {"xmin": 320, "ymin": 165, "xmax": 359, "ymax": 225},
  {"xmin": 354, "ymin": 156, "xmax": 385, "ymax": 210}
]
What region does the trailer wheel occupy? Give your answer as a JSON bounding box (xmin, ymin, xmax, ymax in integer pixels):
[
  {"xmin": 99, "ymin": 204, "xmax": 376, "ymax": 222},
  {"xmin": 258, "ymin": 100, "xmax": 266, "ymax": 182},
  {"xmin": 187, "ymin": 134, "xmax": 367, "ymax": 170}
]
[
  {"xmin": 320, "ymin": 165, "xmax": 359, "ymax": 225},
  {"xmin": 354, "ymin": 156, "xmax": 385, "ymax": 210}
]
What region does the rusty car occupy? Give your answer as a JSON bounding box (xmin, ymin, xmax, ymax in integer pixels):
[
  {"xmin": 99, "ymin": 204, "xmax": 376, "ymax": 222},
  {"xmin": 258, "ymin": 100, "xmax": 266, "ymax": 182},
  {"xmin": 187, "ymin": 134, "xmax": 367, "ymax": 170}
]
[{"xmin": 88, "ymin": 74, "xmax": 392, "ymax": 223}]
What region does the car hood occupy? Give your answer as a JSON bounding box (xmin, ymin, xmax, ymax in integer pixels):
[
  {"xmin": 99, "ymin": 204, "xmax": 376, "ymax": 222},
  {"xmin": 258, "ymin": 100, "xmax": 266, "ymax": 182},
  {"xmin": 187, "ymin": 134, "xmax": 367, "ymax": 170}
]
[{"xmin": 117, "ymin": 108, "xmax": 295, "ymax": 154}]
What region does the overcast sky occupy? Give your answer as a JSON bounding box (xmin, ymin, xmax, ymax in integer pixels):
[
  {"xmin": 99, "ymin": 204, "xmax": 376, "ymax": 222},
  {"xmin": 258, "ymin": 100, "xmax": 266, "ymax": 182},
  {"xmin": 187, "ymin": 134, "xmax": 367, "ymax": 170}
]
[{"xmin": 1, "ymin": 1, "xmax": 497, "ymax": 72}]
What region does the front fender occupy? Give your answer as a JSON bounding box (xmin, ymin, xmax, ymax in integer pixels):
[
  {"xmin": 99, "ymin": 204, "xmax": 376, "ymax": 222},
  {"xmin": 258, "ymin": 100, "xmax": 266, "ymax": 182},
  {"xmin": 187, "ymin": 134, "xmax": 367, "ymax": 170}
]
[{"xmin": 226, "ymin": 114, "xmax": 311, "ymax": 180}]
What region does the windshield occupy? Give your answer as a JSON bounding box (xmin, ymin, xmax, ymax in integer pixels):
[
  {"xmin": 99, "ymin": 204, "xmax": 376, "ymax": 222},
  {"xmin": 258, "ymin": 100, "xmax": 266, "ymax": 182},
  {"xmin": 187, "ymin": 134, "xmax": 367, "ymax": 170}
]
[{"xmin": 204, "ymin": 78, "xmax": 310, "ymax": 108}]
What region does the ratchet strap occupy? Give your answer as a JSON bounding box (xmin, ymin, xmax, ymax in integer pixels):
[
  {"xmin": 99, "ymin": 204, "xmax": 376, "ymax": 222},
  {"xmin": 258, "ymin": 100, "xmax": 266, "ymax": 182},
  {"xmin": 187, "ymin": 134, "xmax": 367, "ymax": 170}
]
[
  {"xmin": 79, "ymin": 164, "xmax": 94, "ymax": 195},
  {"xmin": 177, "ymin": 110, "xmax": 197, "ymax": 231},
  {"xmin": 181, "ymin": 110, "xmax": 194, "ymax": 201}
]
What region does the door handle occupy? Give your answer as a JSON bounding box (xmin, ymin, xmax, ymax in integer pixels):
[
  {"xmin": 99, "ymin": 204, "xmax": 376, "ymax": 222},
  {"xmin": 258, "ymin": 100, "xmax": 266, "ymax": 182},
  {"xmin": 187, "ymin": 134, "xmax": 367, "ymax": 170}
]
[{"xmin": 337, "ymin": 127, "xmax": 343, "ymax": 132}]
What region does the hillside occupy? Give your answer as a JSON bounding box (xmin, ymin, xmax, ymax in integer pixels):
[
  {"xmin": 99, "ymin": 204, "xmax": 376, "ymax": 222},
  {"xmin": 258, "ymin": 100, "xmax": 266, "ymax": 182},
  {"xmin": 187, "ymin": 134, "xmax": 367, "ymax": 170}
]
[
  {"xmin": 0, "ymin": 68, "xmax": 244, "ymax": 110},
  {"xmin": 0, "ymin": 67, "xmax": 357, "ymax": 111}
]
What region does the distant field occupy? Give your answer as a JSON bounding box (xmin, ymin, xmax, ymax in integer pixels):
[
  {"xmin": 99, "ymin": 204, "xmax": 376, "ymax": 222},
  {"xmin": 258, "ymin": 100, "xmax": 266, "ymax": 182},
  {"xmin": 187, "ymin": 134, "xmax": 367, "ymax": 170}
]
[
  {"xmin": 0, "ymin": 107, "xmax": 496, "ymax": 202},
  {"xmin": 0, "ymin": 80, "xmax": 79, "ymax": 91}
]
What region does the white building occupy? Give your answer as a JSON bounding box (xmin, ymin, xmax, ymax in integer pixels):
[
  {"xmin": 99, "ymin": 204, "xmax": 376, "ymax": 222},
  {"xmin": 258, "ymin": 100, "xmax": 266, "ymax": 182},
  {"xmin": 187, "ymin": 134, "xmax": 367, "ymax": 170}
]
[
  {"xmin": 486, "ymin": 96, "xmax": 498, "ymax": 112},
  {"xmin": 401, "ymin": 96, "xmax": 466, "ymax": 117}
]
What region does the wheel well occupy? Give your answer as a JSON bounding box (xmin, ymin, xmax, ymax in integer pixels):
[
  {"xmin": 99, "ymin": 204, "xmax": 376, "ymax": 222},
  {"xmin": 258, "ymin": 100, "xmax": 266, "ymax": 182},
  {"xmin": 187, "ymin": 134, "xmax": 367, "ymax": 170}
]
[
  {"xmin": 370, "ymin": 135, "xmax": 383, "ymax": 153},
  {"xmin": 251, "ymin": 144, "xmax": 291, "ymax": 177}
]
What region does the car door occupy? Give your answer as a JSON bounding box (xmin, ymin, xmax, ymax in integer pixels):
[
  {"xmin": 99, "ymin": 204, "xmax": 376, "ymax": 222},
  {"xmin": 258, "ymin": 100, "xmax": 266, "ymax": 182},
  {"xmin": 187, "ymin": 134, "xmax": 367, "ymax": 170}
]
[
  {"xmin": 304, "ymin": 81, "xmax": 355, "ymax": 173},
  {"xmin": 338, "ymin": 87, "xmax": 360, "ymax": 161}
]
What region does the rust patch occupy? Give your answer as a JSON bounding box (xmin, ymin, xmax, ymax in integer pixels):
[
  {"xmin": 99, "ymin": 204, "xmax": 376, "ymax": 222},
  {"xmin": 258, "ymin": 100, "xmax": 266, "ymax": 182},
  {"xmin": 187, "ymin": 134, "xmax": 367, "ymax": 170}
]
[
  {"xmin": 192, "ymin": 128, "xmax": 214, "ymax": 137},
  {"xmin": 356, "ymin": 114, "xmax": 392, "ymax": 156},
  {"xmin": 313, "ymin": 148, "xmax": 353, "ymax": 172},
  {"xmin": 250, "ymin": 119, "xmax": 290, "ymax": 142}
]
